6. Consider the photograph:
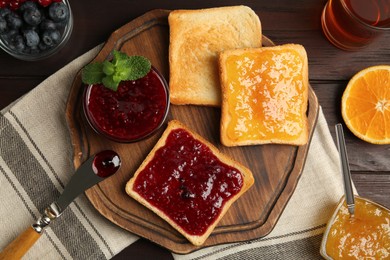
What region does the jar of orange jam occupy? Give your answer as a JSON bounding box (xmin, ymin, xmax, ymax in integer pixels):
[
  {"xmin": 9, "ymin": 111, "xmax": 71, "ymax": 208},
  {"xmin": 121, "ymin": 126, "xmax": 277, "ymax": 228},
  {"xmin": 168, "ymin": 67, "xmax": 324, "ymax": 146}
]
[{"xmin": 320, "ymin": 196, "xmax": 390, "ymax": 259}]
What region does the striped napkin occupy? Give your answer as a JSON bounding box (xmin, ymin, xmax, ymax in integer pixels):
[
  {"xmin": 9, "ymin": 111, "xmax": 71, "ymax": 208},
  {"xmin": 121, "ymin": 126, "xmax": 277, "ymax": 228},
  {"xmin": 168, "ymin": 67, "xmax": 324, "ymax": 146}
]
[{"xmin": 0, "ymin": 45, "xmax": 346, "ymax": 259}]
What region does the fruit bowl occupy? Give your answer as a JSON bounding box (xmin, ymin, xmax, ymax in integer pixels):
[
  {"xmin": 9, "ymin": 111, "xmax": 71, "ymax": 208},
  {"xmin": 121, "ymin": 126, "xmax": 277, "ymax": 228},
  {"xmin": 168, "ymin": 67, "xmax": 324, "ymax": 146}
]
[{"xmin": 0, "ymin": 0, "xmax": 73, "ymax": 61}]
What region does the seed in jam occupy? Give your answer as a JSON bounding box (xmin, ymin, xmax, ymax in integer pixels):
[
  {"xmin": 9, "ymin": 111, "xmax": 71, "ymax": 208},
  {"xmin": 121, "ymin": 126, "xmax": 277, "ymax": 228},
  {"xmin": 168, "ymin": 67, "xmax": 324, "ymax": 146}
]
[{"xmin": 132, "ymin": 128, "xmax": 244, "ymax": 236}]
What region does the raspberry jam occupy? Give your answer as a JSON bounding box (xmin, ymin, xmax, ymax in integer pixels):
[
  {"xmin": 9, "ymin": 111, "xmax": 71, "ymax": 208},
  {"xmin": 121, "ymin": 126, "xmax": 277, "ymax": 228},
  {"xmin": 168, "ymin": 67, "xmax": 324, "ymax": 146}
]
[
  {"xmin": 92, "ymin": 150, "xmax": 121, "ymax": 178},
  {"xmin": 132, "ymin": 128, "xmax": 244, "ymax": 236},
  {"xmin": 84, "ymin": 67, "xmax": 169, "ymax": 142}
]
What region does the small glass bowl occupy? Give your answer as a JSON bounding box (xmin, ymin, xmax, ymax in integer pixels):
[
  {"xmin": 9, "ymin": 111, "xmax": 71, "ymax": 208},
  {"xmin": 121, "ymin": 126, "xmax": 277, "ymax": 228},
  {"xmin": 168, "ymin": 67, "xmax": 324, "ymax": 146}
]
[
  {"xmin": 320, "ymin": 195, "xmax": 390, "ymax": 259},
  {"xmin": 83, "ymin": 66, "xmax": 170, "ymax": 143},
  {"xmin": 0, "ymin": 0, "xmax": 73, "ymax": 61}
]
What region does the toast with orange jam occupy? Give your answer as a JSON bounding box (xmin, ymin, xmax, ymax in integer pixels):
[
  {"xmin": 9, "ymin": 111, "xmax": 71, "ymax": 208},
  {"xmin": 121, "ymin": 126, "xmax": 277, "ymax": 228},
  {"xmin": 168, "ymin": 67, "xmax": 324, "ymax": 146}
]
[{"xmin": 219, "ymin": 44, "xmax": 309, "ymax": 146}]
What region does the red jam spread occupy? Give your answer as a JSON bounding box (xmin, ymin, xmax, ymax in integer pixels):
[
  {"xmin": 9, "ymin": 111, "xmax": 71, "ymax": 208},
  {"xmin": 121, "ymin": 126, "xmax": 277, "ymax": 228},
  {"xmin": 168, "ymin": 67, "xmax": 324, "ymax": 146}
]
[
  {"xmin": 85, "ymin": 68, "xmax": 168, "ymax": 142},
  {"xmin": 132, "ymin": 128, "xmax": 244, "ymax": 236}
]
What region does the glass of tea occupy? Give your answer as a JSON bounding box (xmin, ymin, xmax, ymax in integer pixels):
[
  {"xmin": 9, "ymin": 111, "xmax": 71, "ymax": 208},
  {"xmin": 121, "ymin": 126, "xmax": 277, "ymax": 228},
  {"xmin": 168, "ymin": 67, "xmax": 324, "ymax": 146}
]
[{"xmin": 321, "ymin": 0, "xmax": 390, "ymax": 51}]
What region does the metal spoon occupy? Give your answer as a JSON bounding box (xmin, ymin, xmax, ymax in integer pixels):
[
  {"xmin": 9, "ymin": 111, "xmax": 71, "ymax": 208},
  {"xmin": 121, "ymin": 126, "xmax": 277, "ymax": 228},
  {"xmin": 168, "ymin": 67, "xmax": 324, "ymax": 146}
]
[{"xmin": 335, "ymin": 123, "xmax": 355, "ymax": 216}]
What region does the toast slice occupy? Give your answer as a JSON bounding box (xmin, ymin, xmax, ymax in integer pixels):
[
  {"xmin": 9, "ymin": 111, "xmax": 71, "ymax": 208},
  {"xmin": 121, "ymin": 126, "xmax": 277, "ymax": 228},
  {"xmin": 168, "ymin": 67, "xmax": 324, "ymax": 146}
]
[
  {"xmin": 168, "ymin": 6, "xmax": 262, "ymax": 106},
  {"xmin": 219, "ymin": 44, "xmax": 309, "ymax": 146},
  {"xmin": 126, "ymin": 120, "xmax": 254, "ymax": 246}
]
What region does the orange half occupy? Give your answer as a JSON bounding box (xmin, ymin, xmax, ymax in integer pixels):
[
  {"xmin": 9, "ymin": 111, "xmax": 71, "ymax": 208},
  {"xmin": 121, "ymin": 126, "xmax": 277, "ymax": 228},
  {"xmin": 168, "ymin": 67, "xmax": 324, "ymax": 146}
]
[{"xmin": 341, "ymin": 65, "xmax": 390, "ymax": 144}]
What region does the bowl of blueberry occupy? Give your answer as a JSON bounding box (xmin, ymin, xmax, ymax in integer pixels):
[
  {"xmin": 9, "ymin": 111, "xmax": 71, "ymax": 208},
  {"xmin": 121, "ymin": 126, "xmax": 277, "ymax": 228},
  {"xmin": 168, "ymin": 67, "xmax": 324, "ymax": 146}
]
[{"xmin": 0, "ymin": 0, "xmax": 73, "ymax": 61}]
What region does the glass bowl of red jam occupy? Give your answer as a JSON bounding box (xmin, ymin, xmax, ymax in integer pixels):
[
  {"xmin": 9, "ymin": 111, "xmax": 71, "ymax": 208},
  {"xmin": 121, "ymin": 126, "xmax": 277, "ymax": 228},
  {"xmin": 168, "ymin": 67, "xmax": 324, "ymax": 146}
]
[{"xmin": 83, "ymin": 66, "xmax": 169, "ymax": 143}]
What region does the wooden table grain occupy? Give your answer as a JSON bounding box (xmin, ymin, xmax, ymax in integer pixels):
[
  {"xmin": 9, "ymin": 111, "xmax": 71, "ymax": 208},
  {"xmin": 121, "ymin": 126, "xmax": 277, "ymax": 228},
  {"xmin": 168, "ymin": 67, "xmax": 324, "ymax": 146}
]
[{"xmin": 1, "ymin": 0, "xmax": 389, "ymax": 259}]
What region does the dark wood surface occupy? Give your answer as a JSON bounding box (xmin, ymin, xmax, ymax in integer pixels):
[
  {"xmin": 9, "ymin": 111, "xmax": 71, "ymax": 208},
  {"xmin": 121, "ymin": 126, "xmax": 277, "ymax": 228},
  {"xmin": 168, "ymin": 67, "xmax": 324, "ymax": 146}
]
[
  {"xmin": 65, "ymin": 10, "xmax": 319, "ymax": 253},
  {"xmin": 1, "ymin": 0, "xmax": 389, "ymax": 259}
]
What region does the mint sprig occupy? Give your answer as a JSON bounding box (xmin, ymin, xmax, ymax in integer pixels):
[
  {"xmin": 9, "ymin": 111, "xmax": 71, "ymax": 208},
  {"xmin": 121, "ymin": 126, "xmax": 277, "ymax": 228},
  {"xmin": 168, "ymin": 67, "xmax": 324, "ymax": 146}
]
[{"xmin": 81, "ymin": 50, "xmax": 151, "ymax": 91}]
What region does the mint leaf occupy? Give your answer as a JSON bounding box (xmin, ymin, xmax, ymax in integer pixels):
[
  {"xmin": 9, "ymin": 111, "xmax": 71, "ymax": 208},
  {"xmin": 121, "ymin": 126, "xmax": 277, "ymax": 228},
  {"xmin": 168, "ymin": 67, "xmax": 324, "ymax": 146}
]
[
  {"xmin": 114, "ymin": 58, "xmax": 132, "ymax": 80},
  {"xmin": 81, "ymin": 51, "xmax": 152, "ymax": 91},
  {"xmin": 102, "ymin": 61, "xmax": 115, "ymax": 76},
  {"xmin": 82, "ymin": 63, "xmax": 105, "ymax": 84},
  {"xmin": 125, "ymin": 56, "xmax": 151, "ymax": 81},
  {"xmin": 102, "ymin": 76, "xmax": 120, "ymax": 91},
  {"xmin": 112, "ymin": 50, "xmax": 128, "ymax": 66}
]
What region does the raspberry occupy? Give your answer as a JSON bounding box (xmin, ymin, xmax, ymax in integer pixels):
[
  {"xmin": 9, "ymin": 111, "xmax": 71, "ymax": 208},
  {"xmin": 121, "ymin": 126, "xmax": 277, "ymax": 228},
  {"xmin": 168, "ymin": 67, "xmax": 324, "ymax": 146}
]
[
  {"xmin": 9, "ymin": 0, "xmax": 21, "ymax": 10},
  {"xmin": 37, "ymin": 0, "xmax": 51, "ymax": 7},
  {"xmin": 0, "ymin": 0, "xmax": 10, "ymax": 8}
]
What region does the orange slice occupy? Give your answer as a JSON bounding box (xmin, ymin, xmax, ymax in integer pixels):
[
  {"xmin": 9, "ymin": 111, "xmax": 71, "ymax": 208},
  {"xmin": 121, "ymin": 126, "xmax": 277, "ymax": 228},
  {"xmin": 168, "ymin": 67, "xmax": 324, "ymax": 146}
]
[{"xmin": 341, "ymin": 65, "xmax": 390, "ymax": 144}]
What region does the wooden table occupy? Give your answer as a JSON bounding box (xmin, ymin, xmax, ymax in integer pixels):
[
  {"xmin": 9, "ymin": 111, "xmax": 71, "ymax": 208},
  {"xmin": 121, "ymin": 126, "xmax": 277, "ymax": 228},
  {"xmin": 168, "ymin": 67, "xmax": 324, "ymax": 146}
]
[{"xmin": 1, "ymin": 0, "xmax": 389, "ymax": 259}]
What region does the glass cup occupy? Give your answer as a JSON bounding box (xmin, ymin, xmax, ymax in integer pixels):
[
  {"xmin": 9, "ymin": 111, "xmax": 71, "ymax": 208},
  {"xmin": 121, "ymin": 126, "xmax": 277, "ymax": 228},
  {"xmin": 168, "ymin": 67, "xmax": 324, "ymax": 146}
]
[
  {"xmin": 83, "ymin": 66, "xmax": 170, "ymax": 143},
  {"xmin": 321, "ymin": 0, "xmax": 390, "ymax": 51}
]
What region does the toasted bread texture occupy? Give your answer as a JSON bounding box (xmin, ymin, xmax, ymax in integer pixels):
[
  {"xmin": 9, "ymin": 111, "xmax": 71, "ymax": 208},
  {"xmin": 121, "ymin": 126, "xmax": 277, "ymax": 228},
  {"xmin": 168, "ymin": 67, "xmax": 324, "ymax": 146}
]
[
  {"xmin": 219, "ymin": 44, "xmax": 309, "ymax": 146},
  {"xmin": 168, "ymin": 6, "xmax": 262, "ymax": 106},
  {"xmin": 126, "ymin": 120, "xmax": 254, "ymax": 246}
]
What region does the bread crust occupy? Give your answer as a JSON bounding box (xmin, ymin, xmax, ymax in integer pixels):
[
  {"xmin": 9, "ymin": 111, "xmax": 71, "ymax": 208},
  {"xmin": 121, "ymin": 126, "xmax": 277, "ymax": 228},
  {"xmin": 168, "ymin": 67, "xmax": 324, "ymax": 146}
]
[
  {"xmin": 168, "ymin": 6, "xmax": 262, "ymax": 106},
  {"xmin": 126, "ymin": 120, "xmax": 254, "ymax": 246},
  {"xmin": 219, "ymin": 44, "xmax": 309, "ymax": 147}
]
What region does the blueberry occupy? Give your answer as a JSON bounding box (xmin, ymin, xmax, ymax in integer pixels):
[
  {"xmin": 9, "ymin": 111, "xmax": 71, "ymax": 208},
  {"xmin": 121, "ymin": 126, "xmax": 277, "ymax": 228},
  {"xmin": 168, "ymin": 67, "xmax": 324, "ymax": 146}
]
[
  {"xmin": 1, "ymin": 29, "xmax": 18, "ymax": 43},
  {"xmin": 23, "ymin": 29, "xmax": 39, "ymax": 47},
  {"xmin": 23, "ymin": 8, "xmax": 42, "ymax": 26},
  {"xmin": 6, "ymin": 12, "xmax": 23, "ymax": 30},
  {"xmin": 38, "ymin": 41, "xmax": 49, "ymax": 51},
  {"xmin": 0, "ymin": 17, "xmax": 7, "ymax": 33},
  {"xmin": 12, "ymin": 34, "xmax": 26, "ymax": 53},
  {"xmin": 40, "ymin": 19, "xmax": 56, "ymax": 31},
  {"xmin": 41, "ymin": 29, "xmax": 60, "ymax": 46},
  {"xmin": 54, "ymin": 20, "xmax": 66, "ymax": 29},
  {"xmin": 2, "ymin": 31, "xmax": 19, "ymax": 50},
  {"xmin": 19, "ymin": 1, "xmax": 39, "ymax": 13},
  {"xmin": 0, "ymin": 8, "xmax": 11, "ymax": 18},
  {"xmin": 48, "ymin": 2, "xmax": 69, "ymax": 22}
]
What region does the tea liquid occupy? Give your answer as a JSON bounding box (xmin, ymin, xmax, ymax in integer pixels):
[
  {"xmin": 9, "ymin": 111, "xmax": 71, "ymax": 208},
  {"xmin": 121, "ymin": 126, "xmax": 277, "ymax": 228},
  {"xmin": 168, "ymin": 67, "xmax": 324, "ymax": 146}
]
[{"xmin": 322, "ymin": 0, "xmax": 390, "ymax": 50}]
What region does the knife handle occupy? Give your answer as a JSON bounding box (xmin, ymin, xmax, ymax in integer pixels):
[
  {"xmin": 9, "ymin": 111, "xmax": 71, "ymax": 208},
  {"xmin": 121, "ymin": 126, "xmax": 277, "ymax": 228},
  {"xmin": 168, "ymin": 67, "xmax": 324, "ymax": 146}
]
[
  {"xmin": 0, "ymin": 203, "xmax": 61, "ymax": 260},
  {"xmin": 0, "ymin": 227, "xmax": 41, "ymax": 260}
]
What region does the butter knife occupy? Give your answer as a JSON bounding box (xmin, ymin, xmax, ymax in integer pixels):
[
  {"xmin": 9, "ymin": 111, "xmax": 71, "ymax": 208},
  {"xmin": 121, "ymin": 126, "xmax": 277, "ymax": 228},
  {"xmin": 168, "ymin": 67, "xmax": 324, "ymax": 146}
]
[{"xmin": 0, "ymin": 150, "xmax": 121, "ymax": 260}]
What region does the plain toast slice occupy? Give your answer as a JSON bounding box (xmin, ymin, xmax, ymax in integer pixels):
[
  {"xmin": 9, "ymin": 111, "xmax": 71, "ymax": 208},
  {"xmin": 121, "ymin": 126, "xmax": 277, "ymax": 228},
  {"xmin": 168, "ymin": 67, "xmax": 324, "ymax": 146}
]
[{"xmin": 168, "ymin": 6, "xmax": 262, "ymax": 106}]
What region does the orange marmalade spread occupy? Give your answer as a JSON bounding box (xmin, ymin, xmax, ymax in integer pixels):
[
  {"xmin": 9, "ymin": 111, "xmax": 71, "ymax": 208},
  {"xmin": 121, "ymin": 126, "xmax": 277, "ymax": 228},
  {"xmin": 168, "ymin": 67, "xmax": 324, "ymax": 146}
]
[
  {"xmin": 224, "ymin": 49, "xmax": 306, "ymax": 142},
  {"xmin": 325, "ymin": 197, "xmax": 390, "ymax": 259}
]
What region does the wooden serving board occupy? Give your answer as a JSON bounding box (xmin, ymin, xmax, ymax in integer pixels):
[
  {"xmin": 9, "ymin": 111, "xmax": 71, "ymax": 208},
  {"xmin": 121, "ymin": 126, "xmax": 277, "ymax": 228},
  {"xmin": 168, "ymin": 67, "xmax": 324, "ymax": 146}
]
[{"xmin": 65, "ymin": 9, "xmax": 319, "ymax": 254}]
